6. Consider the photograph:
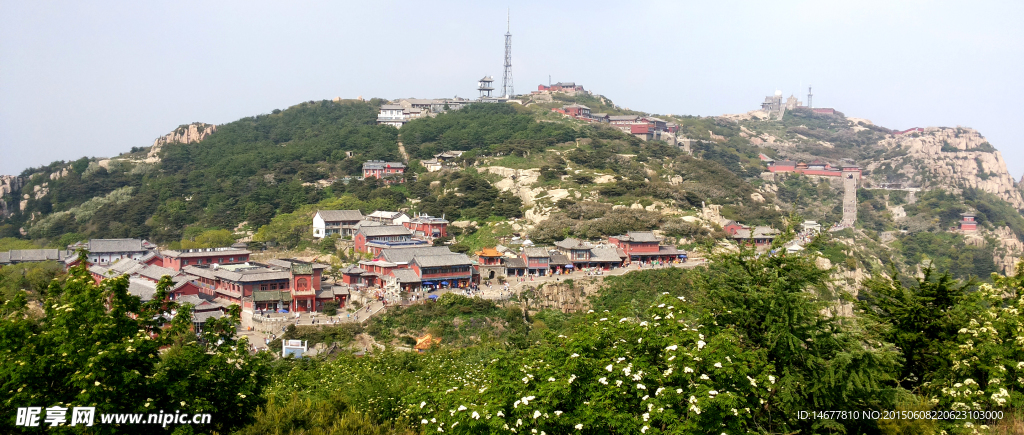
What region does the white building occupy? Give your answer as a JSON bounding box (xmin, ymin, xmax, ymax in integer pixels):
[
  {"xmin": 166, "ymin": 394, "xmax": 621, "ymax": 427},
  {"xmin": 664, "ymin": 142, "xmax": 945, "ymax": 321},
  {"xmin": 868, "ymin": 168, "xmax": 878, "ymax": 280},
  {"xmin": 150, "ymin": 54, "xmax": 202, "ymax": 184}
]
[{"xmin": 313, "ymin": 210, "xmax": 364, "ymax": 239}]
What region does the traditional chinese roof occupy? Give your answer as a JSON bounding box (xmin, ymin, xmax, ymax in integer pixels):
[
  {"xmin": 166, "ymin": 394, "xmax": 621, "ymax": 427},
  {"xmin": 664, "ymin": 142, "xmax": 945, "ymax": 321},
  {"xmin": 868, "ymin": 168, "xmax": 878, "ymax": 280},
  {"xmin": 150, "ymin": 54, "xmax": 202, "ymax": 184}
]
[
  {"xmin": 357, "ymin": 225, "xmax": 412, "ymax": 237},
  {"xmin": 412, "ymin": 254, "xmax": 473, "ymax": 268},
  {"xmin": 390, "ymin": 269, "xmax": 421, "ymax": 283},
  {"xmin": 521, "ymin": 247, "xmax": 551, "ymax": 258},
  {"xmin": 590, "ymin": 247, "xmax": 624, "ymax": 262},
  {"xmin": 127, "ymin": 279, "xmax": 157, "ymax": 302},
  {"xmin": 475, "ymin": 247, "xmax": 502, "ymax": 257},
  {"xmin": 616, "ymin": 232, "xmax": 660, "ymax": 242},
  {"xmin": 554, "ymin": 238, "xmax": 592, "ymax": 250},
  {"xmin": 4, "ymin": 249, "xmax": 65, "ymax": 262},
  {"xmin": 88, "ymin": 238, "xmax": 149, "ymax": 253},
  {"xmin": 316, "ymin": 209, "xmax": 364, "ymax": 222},
  {"xmin": 548, "ymin": 252, "xmax": 571, "ymax": 266},
  {"xmin": 378, "ymin": 246, "xmax": 454, "ymax": 264}
]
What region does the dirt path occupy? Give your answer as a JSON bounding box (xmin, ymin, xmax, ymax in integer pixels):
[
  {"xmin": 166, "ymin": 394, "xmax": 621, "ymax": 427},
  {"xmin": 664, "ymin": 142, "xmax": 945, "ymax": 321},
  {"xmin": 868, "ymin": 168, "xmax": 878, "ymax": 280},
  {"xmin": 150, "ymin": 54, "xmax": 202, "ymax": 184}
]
[{"xmin": 397, "ymin": 140, "xmax": 409, "ymax": 163}]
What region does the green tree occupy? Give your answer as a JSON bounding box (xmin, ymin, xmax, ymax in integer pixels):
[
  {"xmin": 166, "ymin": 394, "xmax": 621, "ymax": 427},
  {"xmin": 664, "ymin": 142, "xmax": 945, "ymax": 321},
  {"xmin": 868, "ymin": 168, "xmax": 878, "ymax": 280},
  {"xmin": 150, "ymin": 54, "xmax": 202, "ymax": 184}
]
[
  {"xmin": 857, "ymin": 266, "xmax": 972, "ymax": 390},
  {"xmin": 0, "ymin": 251, "xmax": 269, "ymax": 434}
]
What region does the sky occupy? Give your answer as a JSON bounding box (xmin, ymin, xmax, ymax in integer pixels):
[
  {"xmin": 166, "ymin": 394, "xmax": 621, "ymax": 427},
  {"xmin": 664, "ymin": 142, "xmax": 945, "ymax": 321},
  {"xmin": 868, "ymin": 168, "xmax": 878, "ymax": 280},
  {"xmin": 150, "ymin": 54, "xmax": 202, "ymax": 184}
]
[{"xmin": 2, "ymin": 1, "xmax": 1022, "ymax": 179}]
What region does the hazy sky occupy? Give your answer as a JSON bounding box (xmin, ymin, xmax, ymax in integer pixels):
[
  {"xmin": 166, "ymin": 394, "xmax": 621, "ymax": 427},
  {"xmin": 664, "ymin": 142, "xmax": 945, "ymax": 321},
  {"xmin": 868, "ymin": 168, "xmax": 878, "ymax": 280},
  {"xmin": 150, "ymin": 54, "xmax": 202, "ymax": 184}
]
[{"xmin": 2, "ymin": 1, "xmax": 1022, "ymax": 179}]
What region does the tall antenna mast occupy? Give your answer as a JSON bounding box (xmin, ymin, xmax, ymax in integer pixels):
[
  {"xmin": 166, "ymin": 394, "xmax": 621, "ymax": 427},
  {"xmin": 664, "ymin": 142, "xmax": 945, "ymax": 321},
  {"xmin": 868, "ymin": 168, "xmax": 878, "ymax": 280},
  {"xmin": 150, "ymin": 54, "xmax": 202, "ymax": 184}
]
[
  {"xmin": 502, "ymin": 9, "xmax": 514, "ymax": 98},
  {"xmin": 808, "ymin": 85, "xmax": 813, "ymax": 109}
]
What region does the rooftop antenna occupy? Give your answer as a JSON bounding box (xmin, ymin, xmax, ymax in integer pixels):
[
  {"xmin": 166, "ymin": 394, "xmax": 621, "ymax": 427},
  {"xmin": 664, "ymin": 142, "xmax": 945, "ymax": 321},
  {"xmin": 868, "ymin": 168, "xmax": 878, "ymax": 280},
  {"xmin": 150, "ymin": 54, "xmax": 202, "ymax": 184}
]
[
  {"xmin": 502, "ymin": 9, "xmax": 514, "ymax": 98},
  {"xmin": 808, "ymin": 85, "xmax": 813, "ymax": 109}
]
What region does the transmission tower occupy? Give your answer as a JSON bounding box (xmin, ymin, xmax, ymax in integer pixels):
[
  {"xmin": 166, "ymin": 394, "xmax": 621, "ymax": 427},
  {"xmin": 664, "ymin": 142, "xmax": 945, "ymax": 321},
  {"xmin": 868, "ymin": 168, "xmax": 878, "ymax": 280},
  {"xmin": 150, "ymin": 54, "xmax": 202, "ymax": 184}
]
[
  {"xmin": 808, "ymin": 86, "xmax": 813, "ymax": 109},
  {"xmin": 502, "ymin": 11, "xmax": 514, "ymax": 98}
]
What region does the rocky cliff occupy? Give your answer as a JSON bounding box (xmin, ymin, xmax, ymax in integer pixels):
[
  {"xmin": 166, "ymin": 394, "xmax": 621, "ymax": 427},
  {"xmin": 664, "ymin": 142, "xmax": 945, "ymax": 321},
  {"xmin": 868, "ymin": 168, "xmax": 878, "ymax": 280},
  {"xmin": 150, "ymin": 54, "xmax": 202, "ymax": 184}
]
[
  {"xmin": 0, "ymin": 175, "xmax": 24, "ymax": 218},
  {"xmin": 145, "ymin": 122, "xmax": 217, "ymax": 162},
  {"xmin": 867, "ymin": 127, "xmax": 1024, "ymax": 209}
]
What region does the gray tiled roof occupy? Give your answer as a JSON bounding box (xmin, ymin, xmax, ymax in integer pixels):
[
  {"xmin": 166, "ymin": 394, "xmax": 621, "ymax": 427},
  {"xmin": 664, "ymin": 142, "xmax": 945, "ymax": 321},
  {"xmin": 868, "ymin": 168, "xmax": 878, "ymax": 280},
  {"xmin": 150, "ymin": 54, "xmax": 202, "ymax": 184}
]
[
  {"xmin": 192, "ymin": 310, "xmax": 223, "ymax": 323},
  {"xmin": 137, "ymin": 265, "xmax": 177, "ymax": 281},
  {"xmin": 555, "ymin": 238, "xmax": 592, "ymax": 250},
  {"xmin": 522, "ymin": 247, "xmax": 551, "ymax": 258},
  {"xmin": 0, "ymin": 252, "xmax": 9, "ymax": 264},
  {"xmin": 590, "ymin": 247, "xmax": 624, "ymax": 262},
  {"xmin": 390, "ymin": 269, "xmax": 421, "ymax": 283},
  {"xmin": 620, "ymin": 232, "xmax": 660, "ymax": 242},
  {"xmin": 504, "ymin": 258, "xmax": 527, "ymax": 268},
  {"xmin": 127, "ymin": 279, "xmax": 157, "ymax": 302},
  {"xmin": 358, "ymin": 225, "xmax": 412, "ymax": 237},
  {"xmin": 413, "ymin": 254, "xmax": 473, "ymax": 268},
  {"xmin": 7, "ymin": 249, "xmax": 64, "ymax": 262},
  {"xmin": 88, "ymin": 238, "xmax": 147, "ymax": 253},
  {"xmin": 316, "ymin": 289, "xmax": 335, "ymax": 299},
  {"xmin": 317, "ymin": 210, "xmax": 364, "ymax": 222},
  {"xmin": 379, "ymin": 246, "xmax": 454, "ymax": 264},
  {"xmin": 362, "ymin": 161, "xmax": 407, "ymax": 170},
  {"xmin": 161, "ymin": 248, "xmax": 250, "ymax": 259},
  {"xmin": 548, "ymin": 252, "xmax": 571, "ymax": 265},
  {"xmin": 608, "ymin": 115, "xmax": 640, "ymax": 121}
]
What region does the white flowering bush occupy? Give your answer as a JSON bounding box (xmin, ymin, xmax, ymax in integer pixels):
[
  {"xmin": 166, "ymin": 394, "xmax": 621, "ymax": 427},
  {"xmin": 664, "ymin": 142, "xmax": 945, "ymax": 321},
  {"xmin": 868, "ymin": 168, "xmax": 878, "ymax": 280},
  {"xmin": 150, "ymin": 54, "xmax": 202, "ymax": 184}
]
[{"xmin": 937, "ymin": 269, "xmax": 1024, "ymax": 434}]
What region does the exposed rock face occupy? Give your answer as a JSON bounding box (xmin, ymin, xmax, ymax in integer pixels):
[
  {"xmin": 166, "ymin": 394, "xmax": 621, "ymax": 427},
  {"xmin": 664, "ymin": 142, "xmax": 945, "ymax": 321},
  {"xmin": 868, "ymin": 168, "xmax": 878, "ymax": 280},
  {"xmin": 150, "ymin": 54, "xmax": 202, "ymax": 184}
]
[
  {"xmin": 0, "ymin": 175, "xmax": 24, "ymax": 217},
  {"xmin": 870, "ymin": 127, "xmax": 1024, "ymax": 209},
  {"xmin": 146, "ymin": 122, "xmax": 217, "ymax": 162}
]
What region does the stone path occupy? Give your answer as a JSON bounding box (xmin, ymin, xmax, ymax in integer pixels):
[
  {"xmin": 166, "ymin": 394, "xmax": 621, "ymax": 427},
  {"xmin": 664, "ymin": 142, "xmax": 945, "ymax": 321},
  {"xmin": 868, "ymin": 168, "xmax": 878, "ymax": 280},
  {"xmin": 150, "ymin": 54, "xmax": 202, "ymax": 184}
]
[{"xmin": 841, "ymin": 173, "xmax": 858, "ymax": 226}]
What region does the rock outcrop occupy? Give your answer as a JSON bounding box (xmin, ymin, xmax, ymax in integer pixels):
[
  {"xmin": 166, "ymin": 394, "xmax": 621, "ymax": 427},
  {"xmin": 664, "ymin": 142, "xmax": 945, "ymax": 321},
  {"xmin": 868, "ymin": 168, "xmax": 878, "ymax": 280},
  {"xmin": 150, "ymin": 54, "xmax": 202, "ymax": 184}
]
[
  {"xmin": 145, "ymin": 122, "xmax": 217, "ymax": 162},
  {"xmin": 0, "ymin": 175, "xmax": 24, "ymax": 217},
  {"xmin": 869, "ymin": 127, "xmax": 1024, "ymax": 209}
]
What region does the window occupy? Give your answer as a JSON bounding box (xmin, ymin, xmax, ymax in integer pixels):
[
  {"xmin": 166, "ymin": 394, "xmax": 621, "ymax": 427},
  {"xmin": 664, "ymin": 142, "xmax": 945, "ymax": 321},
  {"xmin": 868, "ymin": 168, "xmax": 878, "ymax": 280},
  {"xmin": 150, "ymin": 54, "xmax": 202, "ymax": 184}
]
[{"xmin": 260, "ymin": 284, "xmax": 268, "ymax": 291}]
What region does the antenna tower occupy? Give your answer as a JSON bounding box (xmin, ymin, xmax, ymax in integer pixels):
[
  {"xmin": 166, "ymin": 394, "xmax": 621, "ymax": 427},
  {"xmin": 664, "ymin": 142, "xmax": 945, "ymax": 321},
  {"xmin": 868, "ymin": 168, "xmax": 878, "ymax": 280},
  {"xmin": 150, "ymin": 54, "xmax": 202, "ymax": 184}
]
[
  {"xmin": 808, "ymin": 86, "xmax": 813, "ymax": 109},
  {"xmin": 502, "ymin": 10, "xmax": 514, "ymax": 98}
]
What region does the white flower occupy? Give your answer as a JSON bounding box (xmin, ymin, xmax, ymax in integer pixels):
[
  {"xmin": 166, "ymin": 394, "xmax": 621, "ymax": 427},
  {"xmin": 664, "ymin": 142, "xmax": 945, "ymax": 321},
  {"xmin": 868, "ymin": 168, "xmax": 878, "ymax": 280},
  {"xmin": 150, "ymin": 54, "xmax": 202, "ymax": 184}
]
[
  {"xmin": 497, "ymin": 411, "xmax": 505, "ymax": 417},
  {"xmin": 422, "ymin": 419, "xmax": 429, "ymax": 424},
  {"xmin": 437, "ymin": 427, "xmax": 443, "ymax": 432},
  {"xmin": 549, "ymin": 377, "xmax": 556, "ymax": 382},
  {"xmin": 689, "ymin": 404, "xmax": 701, "ymax": 414},
  {"xmin": 569, "ymin": 374, "xmax": 577, "ymax": 384},
  {"xmin": 768, "ymin": 375, "xmax": 776, "ymax": 384},
  {"xmin": 666, "ymin": 345, "xmax": 678, "ymax": 351},
  {"xmin": 606, "ymin": 364, "xmax": 614, "ymax": 372},
  {"xmin": 420, "ymin": 402, "xmax": 427, "ymax": 408},
  {"xmin": 697, "ymin": 340, "xmax": 706, "ymax": 350},
  {"xmin": 620, "ymin": 317, "xmax": 629, "ymax": 323},
  {"xmin": 658, "ymin": 303, "xmax": 666, "ymax": 308},
  {"xmin": 637, "ymin": 383, "xmax": 647, "ymax": 390},
  {"xmin": 533, "ymin": 410, "xmax": 542, "ymax": 419},
  {"xmin": 714, "ymin": 362, "xmax": 722, "ymax": 368},
  {"xmin": 570, "ymin": 353, "xmax": 579, "ymax": 358},
  {"xmin": 641, "ymin": 426, "xmax": 649, "ymax": 433},
  {"xmin": 458, "ymin": 405, "xmax": 467, "ymax": 411},
  {"xmin": 656, "ymin": 387, "xmax": 665, "ymax": 396},
  {"xmin": 640, "ymin": 321, "xmax": 649, "ymax": 326},
  {"xmin": 700, "ymin": 374, "xmax": 710, "ymax": 380},
  {"xmin": 709, "ymin": 390, "xmax": 718, "ymax": 396},
  {"xmin": 616, "ymin": 380, "xmax": 623, "ymax": 386},
  {"xmin": 747, "ymin": 376, "xmax": 757, "ymax": 387},
  {"xmin": 472, "ymin": 411, "xmax": 480, "ymax": 419},
  {"xmin": 600, "ymin": 318, "xmax": 607, "ymax": 321},
  {"xmin": 599, "ymin": 377, "xmax": 608, "ymax": 385},
  {"xmin": 554, "ymin": 411, "xmax": 562, "ymax": 416},
  {"xmin": 684, "ymin": 366, "xmax": 694, "ymax": 373},
  {"xmin": 643, "ymin": 412, "xmax": 650, "ymax": 421},
  {"xmin": 676, "ymin": 388, "xmax": 683, "ymax": 394},
  {"xmin": 677, "ymin": 296, "xmax": 685, "ymax": 301},
  {"xmin": 575, "ymin": 424, "xmax": 583, "ymax": 430}
]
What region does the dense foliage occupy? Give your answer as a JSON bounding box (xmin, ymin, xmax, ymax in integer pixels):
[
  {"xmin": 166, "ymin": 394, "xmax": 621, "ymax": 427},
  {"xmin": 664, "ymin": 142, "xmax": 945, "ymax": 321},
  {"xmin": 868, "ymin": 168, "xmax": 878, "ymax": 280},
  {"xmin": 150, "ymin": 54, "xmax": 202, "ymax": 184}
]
[
  {"xmin": 0, "ymin": 253, "xmax": 270, "ymax": 434},
  {"xmin": 400, "ymin": 104, "xmax": 578, "ymax": 159}
]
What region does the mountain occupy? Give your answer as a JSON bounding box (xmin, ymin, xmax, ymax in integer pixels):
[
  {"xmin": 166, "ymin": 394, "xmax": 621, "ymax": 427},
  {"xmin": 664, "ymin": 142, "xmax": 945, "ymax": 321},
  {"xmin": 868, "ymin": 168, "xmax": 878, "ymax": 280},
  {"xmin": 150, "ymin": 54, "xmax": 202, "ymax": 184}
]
[{"xmin": 1, "ymin": 93, "xmax": 1022, "ymax": 281}]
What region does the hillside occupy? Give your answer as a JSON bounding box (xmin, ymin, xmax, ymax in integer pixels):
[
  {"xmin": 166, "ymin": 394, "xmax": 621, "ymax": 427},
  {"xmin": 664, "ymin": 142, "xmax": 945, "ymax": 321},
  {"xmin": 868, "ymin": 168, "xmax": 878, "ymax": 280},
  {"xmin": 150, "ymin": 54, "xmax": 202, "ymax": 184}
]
[{"xmin": 2, "ymin": 93, "xmax": 1022, "ymax": 282}]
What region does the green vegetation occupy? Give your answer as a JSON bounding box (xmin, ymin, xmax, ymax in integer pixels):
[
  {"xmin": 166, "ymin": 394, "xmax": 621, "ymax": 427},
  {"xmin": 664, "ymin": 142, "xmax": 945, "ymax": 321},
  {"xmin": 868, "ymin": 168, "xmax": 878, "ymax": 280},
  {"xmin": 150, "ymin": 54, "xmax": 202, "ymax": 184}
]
[
  {"xmin": 0, "ymin": 261, "xmax": 65, "ymax": 302},
  {"xmin": 400, "ymin": 103, "xmax": 578, "ymax": 159},
  {"xmin": 0, "ymin": 253, "xmax": 269, "ymax": 434},
  {"xmin": 250, "ymin": 252, "xmax": 1024, "ymax": 434}
]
